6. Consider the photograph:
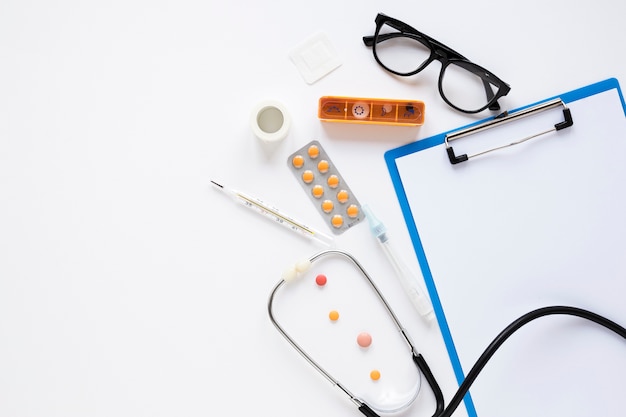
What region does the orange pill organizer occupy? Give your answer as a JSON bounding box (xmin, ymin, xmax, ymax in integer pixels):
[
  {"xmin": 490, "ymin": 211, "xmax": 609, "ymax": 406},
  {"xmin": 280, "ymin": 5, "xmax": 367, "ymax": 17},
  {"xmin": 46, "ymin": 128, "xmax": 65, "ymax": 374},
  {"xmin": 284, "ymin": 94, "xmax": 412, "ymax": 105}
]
[{"xmin": 318, "ymin": 96, "xmax": 425, "ymax": 126}]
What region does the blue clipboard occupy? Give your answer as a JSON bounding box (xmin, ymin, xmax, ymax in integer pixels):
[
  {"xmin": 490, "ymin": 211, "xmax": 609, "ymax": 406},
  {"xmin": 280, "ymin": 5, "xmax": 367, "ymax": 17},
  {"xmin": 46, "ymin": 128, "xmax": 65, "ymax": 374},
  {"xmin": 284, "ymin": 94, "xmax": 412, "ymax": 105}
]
[{"xmin": 385, "ymin": 78, "xmax": 626, "ymax": 417}]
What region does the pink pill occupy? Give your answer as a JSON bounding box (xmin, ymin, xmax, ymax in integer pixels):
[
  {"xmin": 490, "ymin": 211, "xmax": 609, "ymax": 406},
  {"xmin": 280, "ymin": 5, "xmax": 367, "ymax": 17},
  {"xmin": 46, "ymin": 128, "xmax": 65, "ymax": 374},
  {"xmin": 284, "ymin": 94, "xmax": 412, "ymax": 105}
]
[
  {"xmin": 357, "ymin": 332, "xmax": 372, "ymax": 348},
  {"xmin": 315, "ymin": 274, "xmax": 327, "ymax": 286}
]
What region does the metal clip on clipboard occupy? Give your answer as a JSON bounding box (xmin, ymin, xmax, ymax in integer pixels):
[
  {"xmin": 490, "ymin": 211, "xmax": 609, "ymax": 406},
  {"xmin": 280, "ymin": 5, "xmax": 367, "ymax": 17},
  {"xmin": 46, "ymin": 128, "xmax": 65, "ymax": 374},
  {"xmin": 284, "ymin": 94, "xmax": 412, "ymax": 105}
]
[{"xmin": 445, "ymin": 98, "xmax": 574, "ymax": 164}]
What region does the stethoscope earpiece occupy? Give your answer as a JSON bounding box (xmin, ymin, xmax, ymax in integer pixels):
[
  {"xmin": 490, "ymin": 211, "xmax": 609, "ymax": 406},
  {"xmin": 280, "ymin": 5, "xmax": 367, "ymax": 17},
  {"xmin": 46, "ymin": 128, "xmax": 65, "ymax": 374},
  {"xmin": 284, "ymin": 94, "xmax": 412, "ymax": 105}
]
[{"xmin": 281, "ymin": 258, "xmax": 312, "ymax": 282}]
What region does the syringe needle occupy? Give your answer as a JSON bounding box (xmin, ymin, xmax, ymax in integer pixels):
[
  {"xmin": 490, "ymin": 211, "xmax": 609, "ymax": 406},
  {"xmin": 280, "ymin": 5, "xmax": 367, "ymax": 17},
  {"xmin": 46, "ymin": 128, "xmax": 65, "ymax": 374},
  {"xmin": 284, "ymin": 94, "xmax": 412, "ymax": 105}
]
[{"xmin": 211, "ymin": 180, "xmax": 334, "ymax": 247}]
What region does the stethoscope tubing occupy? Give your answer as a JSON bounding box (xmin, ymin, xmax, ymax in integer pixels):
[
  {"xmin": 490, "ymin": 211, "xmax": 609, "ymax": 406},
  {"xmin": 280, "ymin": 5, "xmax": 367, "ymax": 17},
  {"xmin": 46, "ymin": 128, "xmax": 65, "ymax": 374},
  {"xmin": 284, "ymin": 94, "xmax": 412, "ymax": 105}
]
[
  {"xmin": 269, "ymin": 250, "xmax": 626, "ymax": 417},
  {"xmin": 267, "ymin": 249, "xmax": 441, "ymax": 413}
]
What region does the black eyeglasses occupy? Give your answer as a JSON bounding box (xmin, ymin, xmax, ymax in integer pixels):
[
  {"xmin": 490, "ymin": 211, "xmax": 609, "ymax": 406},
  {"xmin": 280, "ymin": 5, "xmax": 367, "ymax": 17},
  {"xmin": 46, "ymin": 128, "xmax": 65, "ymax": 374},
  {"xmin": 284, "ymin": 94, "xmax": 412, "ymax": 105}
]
[{"xmin": 363, "ymin": 13, "xmax": 511, "ymax": 114}]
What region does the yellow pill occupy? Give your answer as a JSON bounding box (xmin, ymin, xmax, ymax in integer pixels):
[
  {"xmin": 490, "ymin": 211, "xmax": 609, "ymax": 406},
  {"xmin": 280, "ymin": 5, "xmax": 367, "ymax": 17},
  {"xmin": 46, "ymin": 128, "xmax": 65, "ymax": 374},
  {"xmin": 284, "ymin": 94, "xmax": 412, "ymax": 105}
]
[
  {"xmin": 370, "ymin": 370, "xmax": 381, "ymax": 381},
  {"xmin": 317, "ymin": 159, "xmax": 330, "ymax": 173},
  {"xmin": 312, "ymin": 185, "xmax": 324, "ymax": 199},
  {"xmin": 292, "ymin": 154, "xmax": 305, "ymax": 169},
  {"xmin": 346, "ymin": 204, "xmax": 359, "ymax": 218},
  {"xmin": 308, "ymin": 145, "xmax": 320, "ymax": 159},
  {"xmin": 331, "ymin": 214, "xmax": 344, "ymax": 228},
  {"xmin": 321, "ymin": 199, "xmax": 334, "ymax": 213},
  {"xmin": 337, "ymin": 189, "xmax": 349, "ymax": 204},
  {"xmin": 302, "ymin": 170, "xmax": 314, "ymax": 184},
  {"xmin": 329, "ymin": 310, "xmax": 339, "ymax": 321},
  {"xmin": 327, "ymin": 174, "xmax": 340, "ymax": 188}
]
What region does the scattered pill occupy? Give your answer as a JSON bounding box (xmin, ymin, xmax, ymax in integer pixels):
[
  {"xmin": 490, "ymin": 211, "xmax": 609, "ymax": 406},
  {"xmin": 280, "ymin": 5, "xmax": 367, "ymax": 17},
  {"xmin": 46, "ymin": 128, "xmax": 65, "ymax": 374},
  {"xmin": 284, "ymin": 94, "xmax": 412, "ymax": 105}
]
[
  {"xmin": 357, "ymin": 332, "xmax": 372, "ymax": 348},
  {"xmin": 329, "ymin": 310, "xmax": 339, "ymax": 321},
  {"xmin": 292, "ymin": 154, "xmax": 305, "ymax": 169},
  {"xmin": 302, "ymin": 170, "xmax": 314, "ymax": 184},
  {"xmin": 315, "ymin": 274, "xmax": 327, "ymax": 286},
  {"xmin": 321, "ymin": 199, "xmax": 334, "ymax": 213},
  {"xmin": 308, "ymin": 144, "xmax": 320, "ymax": 159},
  {"xmin": 370, "ymin": 370, "xmax": 381, "ymax": 381},
  {"xmin": 312, "ymin": 184, "xmax": 324, "ymax": 198}
]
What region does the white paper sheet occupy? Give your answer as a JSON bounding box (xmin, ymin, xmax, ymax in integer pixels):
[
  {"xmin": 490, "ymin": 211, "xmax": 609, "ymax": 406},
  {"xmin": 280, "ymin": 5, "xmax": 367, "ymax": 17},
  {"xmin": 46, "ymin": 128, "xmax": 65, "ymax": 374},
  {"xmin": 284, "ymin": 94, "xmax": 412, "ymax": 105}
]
[{"xmin": 387, "ymin": 81, "xmax": 626, "ymax": 417}]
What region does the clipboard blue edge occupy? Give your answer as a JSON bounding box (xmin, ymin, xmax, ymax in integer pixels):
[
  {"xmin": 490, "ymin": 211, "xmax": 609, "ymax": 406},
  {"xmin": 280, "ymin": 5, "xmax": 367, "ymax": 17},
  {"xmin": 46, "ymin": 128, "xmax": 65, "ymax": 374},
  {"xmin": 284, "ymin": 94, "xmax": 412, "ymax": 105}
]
[{"xmin": 384, "ymin": 77, "xmax": 625, "ymax": 417}]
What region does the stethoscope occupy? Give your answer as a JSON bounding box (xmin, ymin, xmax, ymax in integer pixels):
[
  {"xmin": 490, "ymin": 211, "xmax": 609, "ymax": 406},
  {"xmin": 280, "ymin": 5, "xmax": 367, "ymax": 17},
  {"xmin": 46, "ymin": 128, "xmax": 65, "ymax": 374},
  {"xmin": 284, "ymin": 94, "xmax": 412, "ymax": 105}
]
[
  {"xmin": 268, "ymin": 249, "xmax": 444, "ymax": 417},
  {"xmin": 267, "ymin": 249, "xmax": 626, "ymax": 417}
]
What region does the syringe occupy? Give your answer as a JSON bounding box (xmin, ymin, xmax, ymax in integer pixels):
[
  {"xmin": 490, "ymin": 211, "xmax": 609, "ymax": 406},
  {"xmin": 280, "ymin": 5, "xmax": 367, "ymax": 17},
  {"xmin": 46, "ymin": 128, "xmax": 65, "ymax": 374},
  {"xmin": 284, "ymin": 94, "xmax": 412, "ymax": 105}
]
[
  {"xmin": 363, "ymin": 204, "xmax": 434, "ymax": 323},
  {"xmin": 211, "ymin": 181, "xmax": 334, "ymax": 247}
]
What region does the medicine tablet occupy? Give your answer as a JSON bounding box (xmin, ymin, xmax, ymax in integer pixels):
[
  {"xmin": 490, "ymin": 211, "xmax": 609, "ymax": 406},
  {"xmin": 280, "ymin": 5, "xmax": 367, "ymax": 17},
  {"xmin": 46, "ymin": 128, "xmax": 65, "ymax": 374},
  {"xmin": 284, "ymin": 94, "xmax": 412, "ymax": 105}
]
[
  {"xmin": 315, "ymin": 274, "xmax": 327, "ymax": 286},
  {"xmin": 292, "ymin": 154, "xmax": 305, "ymax": 169},
  {"xmin": 346, "ymin": 204, "xmax": 359, "ymax": 218},
  {"xmin": 302, "ymin": 170, "xmax": 315, "ymax": 184},
  {"xmin": 327, "ymin": 174, "xmax": 340, "ymax": 189},
  {"xmin": 312, "ymin": 185, "xmax": 324, "ymax": 198},
  {"xmin": 331, "ymin": 214, "xmax": 344, "ymax": 228},
  {"xmin": 337, "ymin": 190, "xmax": 349, "ymax": 204},
  {"xmin": 321, "ymin": 200, "xmax": 334, "ymax": 213},
  {"xmin": 370, "ymin": 370, "xmax": 381, "ymax": 381},
  {"xmin": 308, "ymin": 144, "xmax": 320, "ymax": 159},
  {"xmin": 317, "ymin": 160, "xmax": 330, "ymax": 174},
  {"xmin": 357, "ymin": 332, "xmax": 372, "ymax": 348},
  {"xmin": 329, "ymin": 310, "xmax": 339, "ymax": 321}
]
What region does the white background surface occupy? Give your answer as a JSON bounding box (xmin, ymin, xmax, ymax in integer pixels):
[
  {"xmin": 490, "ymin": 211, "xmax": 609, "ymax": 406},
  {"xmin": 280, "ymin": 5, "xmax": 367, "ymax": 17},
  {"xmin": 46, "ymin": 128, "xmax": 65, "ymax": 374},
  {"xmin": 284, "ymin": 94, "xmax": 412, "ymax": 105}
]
[{"xmin": 1, "ymin": 1, "xmax": 624, "ymax": 416}]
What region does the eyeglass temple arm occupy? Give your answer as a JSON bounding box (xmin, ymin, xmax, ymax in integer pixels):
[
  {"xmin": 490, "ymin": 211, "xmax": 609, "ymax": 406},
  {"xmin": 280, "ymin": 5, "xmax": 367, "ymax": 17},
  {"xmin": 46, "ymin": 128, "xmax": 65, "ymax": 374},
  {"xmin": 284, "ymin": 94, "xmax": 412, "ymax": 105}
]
[
  {"xmin": 485, "ymin": 80, "xmax": 500, "ymax": 111},
  {"xmin": 362, "ymin": 35, "xmax": 375, "ymax": 46}
]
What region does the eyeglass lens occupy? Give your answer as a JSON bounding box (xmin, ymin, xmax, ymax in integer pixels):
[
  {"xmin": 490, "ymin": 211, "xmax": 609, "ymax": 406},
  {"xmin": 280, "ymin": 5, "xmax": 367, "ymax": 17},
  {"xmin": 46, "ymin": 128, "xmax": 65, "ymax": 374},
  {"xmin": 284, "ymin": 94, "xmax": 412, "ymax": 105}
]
[
  {"xmin": 373, "ymin": 29, "xmax": 431, "ymax": 75},
  {"xmin": 440, "ymin": 62, "xmax": 499, "ymax": 113},
  {"xmin": 374, "ymin": 20, "xmax": 502, "ymax": 113}
]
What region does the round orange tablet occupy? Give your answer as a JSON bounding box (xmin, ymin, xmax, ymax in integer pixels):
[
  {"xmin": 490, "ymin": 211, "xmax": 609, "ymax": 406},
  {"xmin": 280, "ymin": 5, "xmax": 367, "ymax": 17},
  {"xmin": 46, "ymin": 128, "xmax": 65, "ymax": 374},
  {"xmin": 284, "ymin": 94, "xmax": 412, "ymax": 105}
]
[
  {"xmin": 302, "ymin": 170, "xmax": 314, "ymax": 184},
  {"xmin": 329, "ymin": 310, "xmax": 339, "ymax": 321},
  {"xmin": 370, "ymin": 370, "xmax": 381, "ymax": 381},
  {"xmin": 311, "ymin": 185, "xmax": 324, "ymax": 199},
  {"xmin": 337, "ymin": 190, "xmax": 349, "ymax": 204},
  {"xmin": 308, "ymin": 145, "xmax": 320, "ymax": 159},
  {"xmin": 331, "ymin": 214, "xmax": 344, "ymax": 228},
  {"xmin": 327, "ymin": 175, "xmax": 340, "ymax": 188},
  {"xmin": 321, "ymin": 199, "xmax": 334, "ymax": 213},
  {"xmin": 292, "ymin": 154, "xmax": 305, "ymax": 169},
  {"xmin": 317, "ymin": 160, "xmax": 330, "ymax": 173},
  {"xmin": 346, "ymin": 204, "xmax": 359, "ymax": 218}
]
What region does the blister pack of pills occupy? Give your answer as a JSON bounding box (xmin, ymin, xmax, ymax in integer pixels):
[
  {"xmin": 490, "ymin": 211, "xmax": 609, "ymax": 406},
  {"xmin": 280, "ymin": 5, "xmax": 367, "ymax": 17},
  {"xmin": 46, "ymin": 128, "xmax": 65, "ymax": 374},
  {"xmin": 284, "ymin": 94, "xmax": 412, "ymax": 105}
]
[{"xmin": 287, "ymin": 140, "xmax": 364, "ymax": 234}]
